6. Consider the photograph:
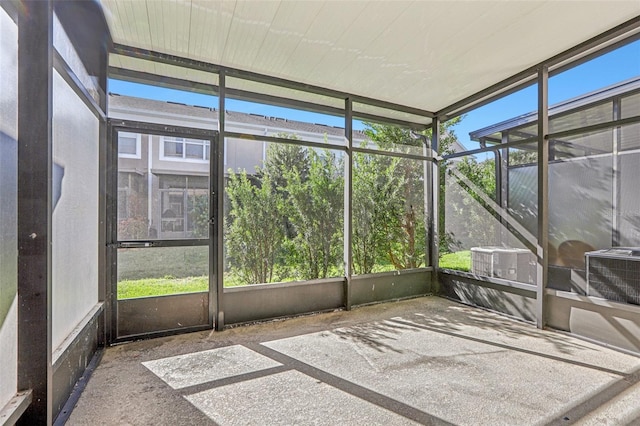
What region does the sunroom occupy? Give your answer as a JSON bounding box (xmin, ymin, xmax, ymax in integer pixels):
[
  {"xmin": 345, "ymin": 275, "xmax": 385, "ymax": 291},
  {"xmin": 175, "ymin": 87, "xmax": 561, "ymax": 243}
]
[{"xmin": 1, "ymin": 1, "xmax": 640, "ymax": 424}]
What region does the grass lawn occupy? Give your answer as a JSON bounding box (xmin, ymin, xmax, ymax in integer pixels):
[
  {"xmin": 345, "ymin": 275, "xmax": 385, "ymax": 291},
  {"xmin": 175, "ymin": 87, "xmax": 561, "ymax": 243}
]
[
  {"xmin": 118, "ymin": 276, "xmax": 209, "ymax": 299},
  {"xmin": 118, "ymin": 261, "xmax": 422, "ymax": 299},
  {"xmin": 439, "ymin": 250, "xmax": 471, "ymax": 272},
  {"xmin": 118, "ymin": 272, "xmax": 259, "ymax": 299}
]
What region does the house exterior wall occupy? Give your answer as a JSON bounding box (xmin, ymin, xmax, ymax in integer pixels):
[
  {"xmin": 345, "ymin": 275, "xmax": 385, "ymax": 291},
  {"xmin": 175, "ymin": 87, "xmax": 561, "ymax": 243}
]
[
  {"xmin": 111, "ymin": 95, "xmax": 353, "ymax": 240},
  {"xmin": 225, "ymin": 138, "xmax": 265, "ymax": 173}
]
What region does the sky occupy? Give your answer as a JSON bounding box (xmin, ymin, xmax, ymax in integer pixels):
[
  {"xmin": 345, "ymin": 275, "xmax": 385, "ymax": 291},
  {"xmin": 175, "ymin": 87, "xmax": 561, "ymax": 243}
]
[
  {"xmin": 454, "ymin": 39, "xmax": 640, "ymax": 149},
  {"xmin": 109, "ymin": 39, "xmax": 640, "ymax": 150}
]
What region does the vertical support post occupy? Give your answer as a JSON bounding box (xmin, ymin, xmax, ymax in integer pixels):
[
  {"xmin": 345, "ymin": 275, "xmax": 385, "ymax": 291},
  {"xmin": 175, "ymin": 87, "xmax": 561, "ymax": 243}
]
[
  {"xmin": 500, "ymin": 133, "xmax": 509, "ymax": 213},
  {"xmin": 429, "ymin": 118, "xmax": 440, "ymax": 293},
  {"xmin": 494, "ymin": 150, "xmax": 503, "ymax": 245},
  {"xmin": 612, "ymin": 96, "xmax": 621, "ymax": 247},
  {"xmin": 208, "ymin": 128, "xmax": 216, "ymax": 329},
  {"xmin": 97, "ymin": 33, "xmax": 109, "ymax": 348},
  {"xmin": 214, "ymin": 70, "xmax": 226, "ymax": 330},
  {"xmin": 423, "ymin": 140, "xmax": 430, "ymax": 269},
  {"xmin": 17, "ymin": 1, "xmax": 53, "ymax": 423},
  {"xmin": 498, "ymin": 132, "xmax": 509, "ymax": 245},
  {"xmin": 536, "ymin": 65, "xmax": 549, "ymax": 329},
  {"xmin": 97, "ymin": 109, "xmax": 108, "ymax": 347},
  {"xmin": 105, "ymin": 123, "xmax": 118, "ymax": 344},
  {"xmin": 344, "ymin": 98, "xmax": 353, "ymax": 310}
]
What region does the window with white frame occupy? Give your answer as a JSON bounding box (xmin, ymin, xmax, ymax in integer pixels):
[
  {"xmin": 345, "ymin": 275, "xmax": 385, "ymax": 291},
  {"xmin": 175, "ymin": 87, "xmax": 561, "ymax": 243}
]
[
  {"xmin": 118, "ymin": 132, "xmax": 142, "ymax": 159},
  {"xmin": 161, "ymin": 136, "xmax": 210, "ymax": 162}
]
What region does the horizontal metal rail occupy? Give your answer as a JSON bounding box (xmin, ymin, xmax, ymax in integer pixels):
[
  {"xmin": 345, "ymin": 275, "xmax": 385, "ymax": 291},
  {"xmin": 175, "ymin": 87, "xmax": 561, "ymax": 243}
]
[{"xmin": 117, "ymin": 239, "xmax": 209, "ymax": 248}]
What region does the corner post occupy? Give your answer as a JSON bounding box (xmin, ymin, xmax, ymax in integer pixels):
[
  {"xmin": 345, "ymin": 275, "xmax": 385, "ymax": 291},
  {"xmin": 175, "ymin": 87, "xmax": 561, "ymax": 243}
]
[
  {"xmin": 536, "ymin": 65, "xmax": 549, "ymax": 329},
  {"xmin": 344, "ymin": 98, "xmax": 353, "ymax": 310},
  {"xmin": 429, "ymin": 118, "xmax": 440, "ymax": 293},
  {"xmin": 17, "ymin": 0, "xmax": 53, "ymax": 423},
  {"xmin": 214, "ymin": 69, "xmax": 226, "ymax": 330}
]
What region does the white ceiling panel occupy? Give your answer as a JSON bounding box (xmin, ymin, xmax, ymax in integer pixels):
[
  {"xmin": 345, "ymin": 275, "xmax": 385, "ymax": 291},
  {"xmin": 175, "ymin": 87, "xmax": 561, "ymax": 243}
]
[
  {"xmin": 221, "ymin": 1, "xmax": 281, "ymax": 68},
  {"xmin": 353, "ymin": 102, "xmax": 432, "ymax": 127},
  {"xmin": 275, "ymin": 2, "xmax": 371, "ymax": 81},
  {"xmin": 187, "ymin": 1, "xmax": 235, "ymax": 61},
  {"xmin": 145, "ymin": 0, "xmax": 192, "ymax": 54},
  {"xmin": 103, "ymin": 0, "xmax": 153, "ymax": 49},
  {"xmin": 100, "ymin": 0, "xmax": 640, "ymax": 114},
  {"xmin": 226, "ymin": 76, "xmax": 346, "ymax": 110},
  {"xmin": 305, "ymin": 2, "xmax": 414, "ymax": 87},
  {"xmin": 250, "ymin": 2, "xmax": 325, "ymax": 76},
  {"xmin": 110, "ymin": 53, "xmax": 219, "ymax": 87}
]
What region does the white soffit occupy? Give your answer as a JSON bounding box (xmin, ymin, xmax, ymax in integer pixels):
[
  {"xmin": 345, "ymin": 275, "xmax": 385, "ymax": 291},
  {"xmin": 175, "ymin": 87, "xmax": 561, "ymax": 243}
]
[{"xmin": 100, "ymin": 0, "xmax": 640, "ymax": 113}]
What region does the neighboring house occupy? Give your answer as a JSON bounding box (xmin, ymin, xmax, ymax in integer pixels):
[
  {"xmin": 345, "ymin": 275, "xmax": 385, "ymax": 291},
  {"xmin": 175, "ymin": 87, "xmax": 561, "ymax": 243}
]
[
  {"xmin": 463, "ymin": 77, "xmax": 640, "ymax": 259},
  {"xmin": 469, "ymin": 77, "xmax": 640, "ymax": 154},
  {"xmin": 109, "ymin": 94, "xmax": 366, "ymax": 239}
]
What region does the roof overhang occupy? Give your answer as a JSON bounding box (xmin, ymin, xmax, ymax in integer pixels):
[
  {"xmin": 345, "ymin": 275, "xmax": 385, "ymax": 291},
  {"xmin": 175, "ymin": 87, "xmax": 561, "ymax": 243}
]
[{"xmin": 99, "ymin": 1, "xmax": 640, "ymax": 117}]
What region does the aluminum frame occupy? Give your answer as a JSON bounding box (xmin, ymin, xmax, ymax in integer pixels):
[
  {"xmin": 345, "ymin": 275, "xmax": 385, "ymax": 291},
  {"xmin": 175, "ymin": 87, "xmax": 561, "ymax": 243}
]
[
  {"xmin": 469, "ymin": 82, "xmax": 640, "ymax": 143},
  {"xmin": 17, "ymin": 2, "xmax": 53, "ymax": 423},
  {"xmin": 107, "ymin": 119, "xmax": 218, "ymax": 342},
  {"xmin": 536, "ymin": 65, "xmax": 550, "ymax": 329},
  {"xmin": 344, "ymin": 98, "xmax": 354, "ymax": 310},
  {"xmin": 215, "ymin": 69, "xmax": 226, "ymax": 331},
  {"xmin": 104, "ymin": 8, "xmax": 640, "ymax": 338},
  {"xmin": 110, "ymin": 43, "xmax": 435, "ymax": 128},
  {"xmin": 6, "ymin": 6, "xmax": 639, "ymax": 423}
]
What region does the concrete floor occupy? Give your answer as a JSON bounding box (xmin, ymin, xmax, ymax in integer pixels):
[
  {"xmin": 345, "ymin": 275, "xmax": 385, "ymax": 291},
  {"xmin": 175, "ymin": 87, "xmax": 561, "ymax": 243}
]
[{"xmin": 68, "ymin": 297, "xmax": 640, "ymax": 425}]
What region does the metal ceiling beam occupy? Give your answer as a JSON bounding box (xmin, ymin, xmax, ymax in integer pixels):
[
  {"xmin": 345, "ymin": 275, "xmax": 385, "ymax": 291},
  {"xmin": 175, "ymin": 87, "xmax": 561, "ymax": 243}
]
[
  {"xmin": 110, "ymin": 43, "xmax": 435, "ymax": 121},
  {"xmin": 108, "ymin": 68, "xmax": 431, "ymax": 131}
]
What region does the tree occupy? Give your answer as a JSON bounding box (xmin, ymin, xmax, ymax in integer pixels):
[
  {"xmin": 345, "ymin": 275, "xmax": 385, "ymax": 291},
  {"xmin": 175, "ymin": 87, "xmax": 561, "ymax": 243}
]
[
  {"xmin": 352, "ymin": 151, "xmax": 393, "ymax": 274},
  {"xmin": 225, "ymin": 171, "xmax": 284, "ymax": 284},
  {"xmin": 352, "ymin": 122, "xmax": 430, "ymax": 272},
  {"xmin": 351, "ymin": 117, "xmax": 469, "ymax": 267},
  {"xmin": 262, "ymin": 141, "xmax": 309, "ymax": 192},
  {"xmin": 284, "ymin": 149, "xmax": 343, "ymax": 279},
  {"xmin": 225, "ymin": 140, "xmax": 344, "ymax": 283},
  {"xmin": 187, "ymin": 192, "xmax": 209, "ymax": 238},
  {"xmin": 261, "ymin": 142, "xmax": 309, "ymax": 242}
]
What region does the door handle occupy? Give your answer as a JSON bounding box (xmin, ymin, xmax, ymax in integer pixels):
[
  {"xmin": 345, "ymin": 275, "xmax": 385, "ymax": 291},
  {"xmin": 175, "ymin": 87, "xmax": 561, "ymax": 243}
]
[{"xmin": 118, "ymin": 241, "xmax": 155, "ymax": 248}]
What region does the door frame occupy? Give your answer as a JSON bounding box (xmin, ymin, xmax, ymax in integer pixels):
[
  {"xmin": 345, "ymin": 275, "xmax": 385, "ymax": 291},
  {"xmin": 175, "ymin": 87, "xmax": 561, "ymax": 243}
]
[{"xmin": 107, "ymin": 119, "xmax": 220, "ymax": 343}]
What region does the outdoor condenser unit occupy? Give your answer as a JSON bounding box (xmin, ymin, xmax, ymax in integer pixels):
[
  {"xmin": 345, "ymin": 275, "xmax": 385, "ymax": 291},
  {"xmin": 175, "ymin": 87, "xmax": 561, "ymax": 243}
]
[
  {"xmin": 586, "ymin": 248, "xmax": 640, "ymax": 305},
  {"xmin": 471, "ymin": 246, "xmax": 536, "ymax": 284}
]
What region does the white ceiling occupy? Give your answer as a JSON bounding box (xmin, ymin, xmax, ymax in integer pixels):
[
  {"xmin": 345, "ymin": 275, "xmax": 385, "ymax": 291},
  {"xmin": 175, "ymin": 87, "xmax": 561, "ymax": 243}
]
[{"xmin": 100, "ymin": 0, "xmax": 640, "ymax": 114}]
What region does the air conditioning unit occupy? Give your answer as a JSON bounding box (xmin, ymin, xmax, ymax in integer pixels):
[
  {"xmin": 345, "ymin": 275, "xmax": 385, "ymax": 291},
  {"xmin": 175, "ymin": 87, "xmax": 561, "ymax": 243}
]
[
  {"xmin": 586, "ymin": 248, "xmax": 640, "ymax": 305},
  {"xmin": 471, "ymin": 246, "xmax": 536, "ymax": 284}
]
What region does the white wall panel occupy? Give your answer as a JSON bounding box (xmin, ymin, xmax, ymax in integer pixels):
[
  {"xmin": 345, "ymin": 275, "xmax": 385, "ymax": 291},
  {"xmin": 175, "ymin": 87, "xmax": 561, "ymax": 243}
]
[
  {"xmin": 0, "ymin": 5, "xmax": 18, "ymax": 409},
  {"xmin": 52, "ymin": 71, "xmax": 100, "ymax": 351},
  {"xmin": 53, "ymin": 13, "xmax": 102, "ymax": 106}
]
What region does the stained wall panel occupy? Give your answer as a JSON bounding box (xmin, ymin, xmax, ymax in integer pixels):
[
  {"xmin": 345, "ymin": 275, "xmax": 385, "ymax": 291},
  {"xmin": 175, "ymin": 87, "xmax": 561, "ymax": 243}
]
[{"xmin": 51, "ymin": 70, "xmax": 100, "ymax": 351}]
